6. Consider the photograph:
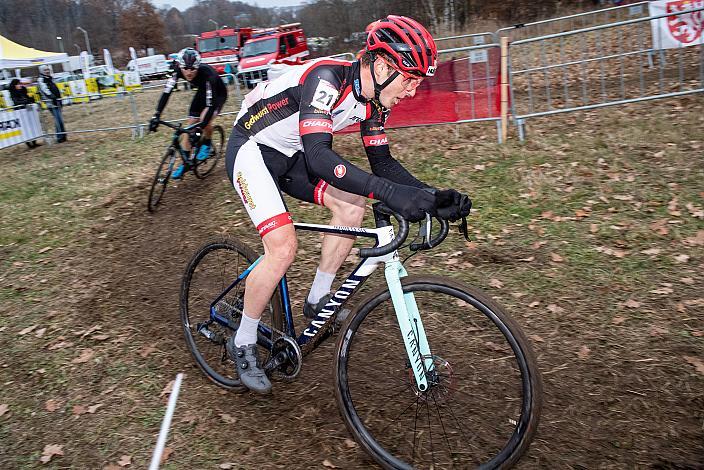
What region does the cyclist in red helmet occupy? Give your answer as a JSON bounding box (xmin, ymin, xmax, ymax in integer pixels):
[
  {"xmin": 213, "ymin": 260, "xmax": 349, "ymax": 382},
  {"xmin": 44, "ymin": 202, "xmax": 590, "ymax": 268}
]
[{"xmin": 223, "ymin": 15, "xmax": 471, "ymax": 394}]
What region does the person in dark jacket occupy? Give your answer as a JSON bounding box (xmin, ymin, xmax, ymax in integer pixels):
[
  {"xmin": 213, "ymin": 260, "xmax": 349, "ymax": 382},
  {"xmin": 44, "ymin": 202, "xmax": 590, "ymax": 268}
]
[
  {"xmin": 9, "ymin": 79, "xmax": 40, "ymax": 148},
  {"xmin": 38, "ymin": 65, "xmax": 67, "ymax": 143}
]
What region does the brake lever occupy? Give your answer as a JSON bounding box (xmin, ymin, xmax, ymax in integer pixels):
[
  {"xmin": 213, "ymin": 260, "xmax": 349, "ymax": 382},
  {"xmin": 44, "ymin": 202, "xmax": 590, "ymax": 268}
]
[
  {"xmin": 459, "ymin": 217, "xmax": 470, "ymax": 242},
  {"xmin": 409, "ymin": 215, "xmax": 432, "ymax": 252}
]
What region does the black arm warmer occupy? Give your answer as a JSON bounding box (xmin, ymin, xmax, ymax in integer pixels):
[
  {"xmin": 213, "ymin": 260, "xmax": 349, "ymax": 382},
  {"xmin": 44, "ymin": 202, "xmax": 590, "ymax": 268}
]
[{"xmin": 367, "ymin": 154, "xmax": 428, "ymax": 189}]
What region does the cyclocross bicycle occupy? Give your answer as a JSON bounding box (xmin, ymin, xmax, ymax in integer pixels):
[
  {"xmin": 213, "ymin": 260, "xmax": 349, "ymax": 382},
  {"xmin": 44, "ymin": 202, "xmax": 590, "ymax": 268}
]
[
  {"xmin": 180, "ymin": 204, "xmax": 543, "ymax": 469},
  {"xmin": 146, "ymin": 119, "xmax": 224, "ymax": 212}
]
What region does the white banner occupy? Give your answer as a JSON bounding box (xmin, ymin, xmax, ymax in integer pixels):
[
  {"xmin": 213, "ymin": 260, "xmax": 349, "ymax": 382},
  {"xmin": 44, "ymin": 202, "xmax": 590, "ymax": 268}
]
[
  {"xmin": 649, "ymin": 0, "xmax": 704, "ymax": 49},
  {"xmin": 80, "ymin": 51, "xmax": 91, "ymax": 78},
  {"xmin": 0, "ymin": 106, "xmax": 43, "ymax": 149}
]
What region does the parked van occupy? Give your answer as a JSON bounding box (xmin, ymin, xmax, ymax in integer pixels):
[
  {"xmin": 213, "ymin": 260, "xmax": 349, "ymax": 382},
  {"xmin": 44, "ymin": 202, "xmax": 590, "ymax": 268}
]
[{"xmin": 127, "ymin": 55, "xmax": 171, "ymax": 80}]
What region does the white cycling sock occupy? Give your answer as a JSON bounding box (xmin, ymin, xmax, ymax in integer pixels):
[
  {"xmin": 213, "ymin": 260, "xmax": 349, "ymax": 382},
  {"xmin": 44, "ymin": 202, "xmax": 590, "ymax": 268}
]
[
  {"xmin": 307, "ymin": 269, "xmax": 335, "ymax": 304},
  {"xmin": 234, "ymin": 312, "xmax": 259, "ymax": 347}
]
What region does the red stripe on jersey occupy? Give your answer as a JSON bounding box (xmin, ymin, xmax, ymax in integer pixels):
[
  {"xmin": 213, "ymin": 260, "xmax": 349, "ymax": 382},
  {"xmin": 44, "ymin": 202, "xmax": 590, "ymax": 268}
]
[
  {"xmin": 313, "ymin": 180, "xmax": 329, "ymax": 206},
  {"xmin": 300, "ymin": 118, "xmax": 333, "ymax": 135},
  {"xmin": 363, "ymin": 134, "xmax": 389, "ymax": 147},
  {"xmin": 365, "ymin": 102, "xmax": 373, "ymax": 120},
  {"xmin": 257, "ymin": 212, "xmax": 293, "ymax": 237},
  {"xmin": 333, "ymin": 85, "xmax": 353, "ymax": 110},
  {"xmin": 299, "ymin": 59, "xmax": 351, "ymax": 85}
]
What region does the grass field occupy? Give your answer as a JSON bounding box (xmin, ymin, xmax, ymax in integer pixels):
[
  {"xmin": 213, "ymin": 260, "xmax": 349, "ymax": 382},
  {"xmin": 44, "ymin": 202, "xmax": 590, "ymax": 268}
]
[{"xmin": 0, "ymin": 92, "xmax": 702, "ymax": 468}]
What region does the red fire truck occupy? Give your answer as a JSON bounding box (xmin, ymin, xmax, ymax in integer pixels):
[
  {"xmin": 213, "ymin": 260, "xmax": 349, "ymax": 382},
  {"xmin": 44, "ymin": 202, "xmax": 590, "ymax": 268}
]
[
  {"xmin": 237, "ymin": 23, "xmax": 309, "ymax": 88},
  {"xmin": 196, "ymin": 27, "xmax": 256, "ymax": 74}
]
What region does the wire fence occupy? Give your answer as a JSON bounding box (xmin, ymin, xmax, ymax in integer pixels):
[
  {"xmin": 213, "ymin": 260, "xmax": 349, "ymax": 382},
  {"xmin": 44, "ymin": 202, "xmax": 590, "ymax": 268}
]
[{"xmin": 508, "ymin": 4, "xmax": 704, "ymax": 139}]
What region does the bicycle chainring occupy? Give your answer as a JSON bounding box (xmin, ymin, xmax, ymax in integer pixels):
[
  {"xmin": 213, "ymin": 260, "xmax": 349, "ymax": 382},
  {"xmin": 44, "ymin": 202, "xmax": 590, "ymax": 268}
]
[{"xmin": 269, "ymin": 336, "xmax": 303, "ymax": 381}]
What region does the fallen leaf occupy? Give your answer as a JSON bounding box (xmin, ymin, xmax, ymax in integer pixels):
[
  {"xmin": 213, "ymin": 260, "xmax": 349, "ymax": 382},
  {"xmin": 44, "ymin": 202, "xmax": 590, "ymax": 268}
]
[
  {"xmin": 139, "ymin": 344, "xmax": 157, "ymax": 358},
  {"xmin": 160, "ymin": 380, "xmax": 175, "ymax": 398},
  {"xmin": 35, "ymin": 328, "xmax": 47, "ymax": 338},
  {"xmin": 549, "ymin": 253, "xmax": 564, "ymax": 263},
  {"xmin": 574, "ymin": 209, "xmax": 588, "ymax": 218},
  {"xmin": 92, "ymin": 334, "xmax": 110, "ymax": 341},
  {"xmin": 72, "ymin": 405, "xmax": 87, "ymax": 416},
  {"xmin": 547, "ymin": 304, "xmax": 565, "ymax": 314},
  {"xmin": 322, "ymin": 459, "xmax": 339, "ymax": 468},
  {"xmin": 518, "ymin": 256, "xmax": 535, "ymax": 262},
  {"xmin": 38, "ymin": 247, "xmax": 52, "ymax": 254},
  {"xmin": 489, "ymin": 278, "xmax": 503, "ymax": 288},
  {"xmin": 529, "ymin": 301, "xmax": 540, "ymax": 308},
  {"xmin": 220, "ymin": 413, "xmax": 236, "ymax": 424},
  {"xmin": 640, "ymin": 248, "xmax": 661, "ymax": 255},
  {"xmin": 589, "ymin": 224, "xmax": 599, "ymax": 234},
  {"xmin": 39, "ymin": 444, "xmax": 63, "ymax": 464},
  {"xmin": 343, "ymin": 438, "xmax": 357, "ymax": 448},
  {"xmin": 650, "ymin": 326, "xmax": 669, "ymax": 336},
  {"xmin": 612, "ymin": 316, "xmax": 627, "ymax": 325},
  {"xmin": 577, "ymin": 345, "xmax": 591, "ymax": 359},
  {"xmin": 485, "ymin": 341, "xmax": 506, "ymax": 352},
  {"xmin": 103, "ymin": 465, "xmax": 121, "ymax": 470},
  {"xmin": 160, "ymin": 447, "xmax": 173, "ymax": 464},
  {"xmin": 683, "ymin": 356, "xmax": 704, "ymax": 375},
  {"xmin": 45, "ymin": 399, "xmax": 63, "ymax": 412},
  {"xmin": 117, "ymin": 455, "xmax": 132, "ymax": 467},
  {"xmin": 87, "ymin": 404, "xmax": 103, "ymax": 414},
  {"xmin": 71, "ymin": 349, "xmax": 96, "ymax": 364},
  {"xmin": 649, "ymin": 220, "xmax": 669, "ymax": 236},
  {"xmin": 218, "ymin": 464, "xmax": 235, "ymax": 470},
  {"xmin": 684, "ymin": 230, "xmax": 704, "ymax": 246},
  {"xmin": 623, "ymin": 299, "xmax": 641, "ymax": 308},
  {"xmin": 0, "ymin": 404, "xmax": 8, "ymax": 417},
  {"xmin": 650, "ymin": 287, "xmax": 674, "ymax": 295},
  {"xmin": 613, "ymin": 195, "xmax": 634, "ymax": 201},
  {"xmin": 673, "ymin": 254, "xmax": 690, "ymax": 263},
  {"xmin": 528, "ymin": 334, "xmax": 545, "ymax": 342},
  {"xmin": 19, "ymin": 325, "xmax": 38, "ymax": 336},
  {"xmin": 680, "ymin": 277, "xmax": 695, "ymax": 285},
  {"xmin": 48, "ymin": 341, "xmax": 73, "ymax": 350}
]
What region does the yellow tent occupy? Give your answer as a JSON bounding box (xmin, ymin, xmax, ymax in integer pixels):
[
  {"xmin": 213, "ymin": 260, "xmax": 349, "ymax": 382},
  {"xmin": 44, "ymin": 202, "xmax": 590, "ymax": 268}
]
[{"xmin": 0, "ymin": 35, "xmax": 68, "ymax": 69}]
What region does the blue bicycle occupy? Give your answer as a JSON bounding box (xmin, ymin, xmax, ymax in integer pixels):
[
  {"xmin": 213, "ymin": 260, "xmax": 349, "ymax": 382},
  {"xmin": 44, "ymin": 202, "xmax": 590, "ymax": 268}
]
[{"xmin": 180, "ymin": 204, "xmax": 542, "ymax": 469}]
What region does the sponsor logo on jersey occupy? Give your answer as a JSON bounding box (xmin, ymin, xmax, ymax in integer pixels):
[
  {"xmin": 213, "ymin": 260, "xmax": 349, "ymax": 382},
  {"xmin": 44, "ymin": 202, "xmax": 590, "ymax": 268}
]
[
  {"xmin": 300, "ymin": 119, "xmax": 333, "ymax": 135},
  {"xmin": 334, "ymin": 164, "xmax": 347, "ymax": 178},
  {"xmin": 243, "ymin": 106, "xmax": 270, "ymax": 130},
  {"xmin": 353, "ymin": 78, "xmax": 361, "ymax": 96},
  {"xmin": 236, "ymin": 171, "xmax": 255, "ymax": 209},
  {"xmin": 363, "ymin": 135, "xmax": 388, "ymax": 147},
  {"xmin": 266, "ymin": 96, "xmax": 289, "ymax": 112}
]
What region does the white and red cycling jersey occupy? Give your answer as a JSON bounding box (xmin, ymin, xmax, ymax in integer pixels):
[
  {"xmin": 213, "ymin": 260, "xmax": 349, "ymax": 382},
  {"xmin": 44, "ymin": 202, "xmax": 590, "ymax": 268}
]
[{"xmin": 226, "ymin": 58, "xmax": 426, "ymax": 236}]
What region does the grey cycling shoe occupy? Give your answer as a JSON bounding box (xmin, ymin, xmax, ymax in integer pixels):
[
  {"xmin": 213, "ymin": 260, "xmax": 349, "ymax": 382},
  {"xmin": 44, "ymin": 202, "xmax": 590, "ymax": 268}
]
[
  {"xmin": 303, "ymin": 293, "xmax": 332, "ymax": 319},
  {"xmin": 226, "ymin": 338, "xmax": 272, "ymax": 394}
]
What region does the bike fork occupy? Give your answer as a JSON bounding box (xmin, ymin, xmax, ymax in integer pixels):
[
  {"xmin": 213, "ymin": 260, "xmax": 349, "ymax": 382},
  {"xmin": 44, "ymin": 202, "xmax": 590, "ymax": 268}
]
[{"xmin": 385, "ymin": 260, "xmax": 434, "ymax": 392}]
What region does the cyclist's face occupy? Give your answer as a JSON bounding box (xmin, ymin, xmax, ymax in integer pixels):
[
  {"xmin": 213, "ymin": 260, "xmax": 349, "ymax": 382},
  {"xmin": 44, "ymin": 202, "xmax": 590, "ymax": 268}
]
[
  {"xmin": 182, "ymin": 67, "xmax": 198, "ymax": 81},
  {"xmin": 376, "ymin": 58, "xmax": 423, "ymax": 109}
]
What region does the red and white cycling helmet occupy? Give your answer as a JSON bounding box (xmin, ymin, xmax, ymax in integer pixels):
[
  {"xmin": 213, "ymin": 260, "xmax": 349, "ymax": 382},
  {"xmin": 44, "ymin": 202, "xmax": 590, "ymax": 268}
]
[{"xmin": 366, "ymin": 15, "xmax": 438, "ymax": 78}]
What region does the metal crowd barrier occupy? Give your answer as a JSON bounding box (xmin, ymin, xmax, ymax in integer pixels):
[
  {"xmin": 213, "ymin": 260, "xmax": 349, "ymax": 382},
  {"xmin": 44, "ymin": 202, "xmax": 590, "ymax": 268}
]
[
  {"xmin": 497, "ymin": 2, "xmax": 650, "ymax": 41},
  {"xmin": 508, "ymin": 5, "xmax": 704, "ymax": 140}
]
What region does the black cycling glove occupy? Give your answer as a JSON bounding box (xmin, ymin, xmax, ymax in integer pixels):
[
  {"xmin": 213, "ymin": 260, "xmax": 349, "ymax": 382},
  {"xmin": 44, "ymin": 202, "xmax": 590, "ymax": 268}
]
[
  {"xmin": 436, "ymin": 189, "xmax": 472, "ymax": 221},
  {"xmin": 366, "ymin": 176, "xmax": 437, "ymax": 222},
  {"xmin": 148, "ymin": 114, "xmax": 160, "ymax": 133}
]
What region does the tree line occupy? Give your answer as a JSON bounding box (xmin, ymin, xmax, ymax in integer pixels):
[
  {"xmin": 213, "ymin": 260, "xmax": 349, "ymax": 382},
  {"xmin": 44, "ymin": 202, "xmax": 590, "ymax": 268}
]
[{"xmin": 0, "ymin": 0, "xmax": 603, "ymax": 65}]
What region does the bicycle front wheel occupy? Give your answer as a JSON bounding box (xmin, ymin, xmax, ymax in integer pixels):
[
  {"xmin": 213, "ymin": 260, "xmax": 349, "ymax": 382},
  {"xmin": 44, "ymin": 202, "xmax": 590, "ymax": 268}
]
[
  {"xmin": 334, "ymin": 275, "xmax": 542, "ymax": 469},
  {"xmin": 147, "ymin": 146, "xmax": 177, "ymax": 212},
  {"xmin": 180, "ymin": 237, "xmax": 284, "ymax": 390},
  {"xmin": 193, "ymin": 125, "xmax": 225, "ymax": 179}
]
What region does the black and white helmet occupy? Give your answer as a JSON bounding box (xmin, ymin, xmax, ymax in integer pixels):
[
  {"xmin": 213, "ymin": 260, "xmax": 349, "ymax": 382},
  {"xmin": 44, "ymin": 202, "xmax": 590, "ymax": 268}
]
[{"xmin": 176, "ymin": 47, "xmax": 201, "ymax": 69}]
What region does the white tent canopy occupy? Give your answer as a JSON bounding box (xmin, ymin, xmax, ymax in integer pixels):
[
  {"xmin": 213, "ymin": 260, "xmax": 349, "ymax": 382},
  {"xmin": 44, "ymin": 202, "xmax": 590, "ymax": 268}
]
[{"xmin": 0, "ymin": 35, "xmax": 68, "ymax": 69}]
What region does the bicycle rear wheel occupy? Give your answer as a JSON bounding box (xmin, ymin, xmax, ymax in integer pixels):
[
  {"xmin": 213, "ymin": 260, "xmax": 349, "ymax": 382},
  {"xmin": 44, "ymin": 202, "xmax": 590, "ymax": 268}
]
[
  {"xmin": 193, "ymin": 125, "xmax": 225, "ymax": 179},
  {"xmin": 334, "ymin": 275, "xmax": 542, "ymax": 469},
  {"xmin": 180, "ymin": 237, "xmax": 283, "ymax": 390},
  {"xmin": 147, "ymin": 146, "xmax": 177, "ymax": 212}
]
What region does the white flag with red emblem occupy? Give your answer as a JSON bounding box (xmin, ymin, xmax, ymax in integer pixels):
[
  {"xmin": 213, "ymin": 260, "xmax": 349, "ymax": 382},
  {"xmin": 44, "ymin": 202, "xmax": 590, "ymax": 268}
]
[{"xmin": 649, "ymin": 0, "xmax": 704, "ymax": 49}]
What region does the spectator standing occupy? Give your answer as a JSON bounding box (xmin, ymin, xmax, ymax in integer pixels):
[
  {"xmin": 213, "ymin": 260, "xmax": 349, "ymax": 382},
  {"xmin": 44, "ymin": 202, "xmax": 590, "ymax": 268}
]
[
  {"xmin": 37, "ymin": 65, "xmax": 67, "ymax": 143},
  {"xmin": 9, "ymin": 78, "xmax": 40, "ymax": 149}
]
